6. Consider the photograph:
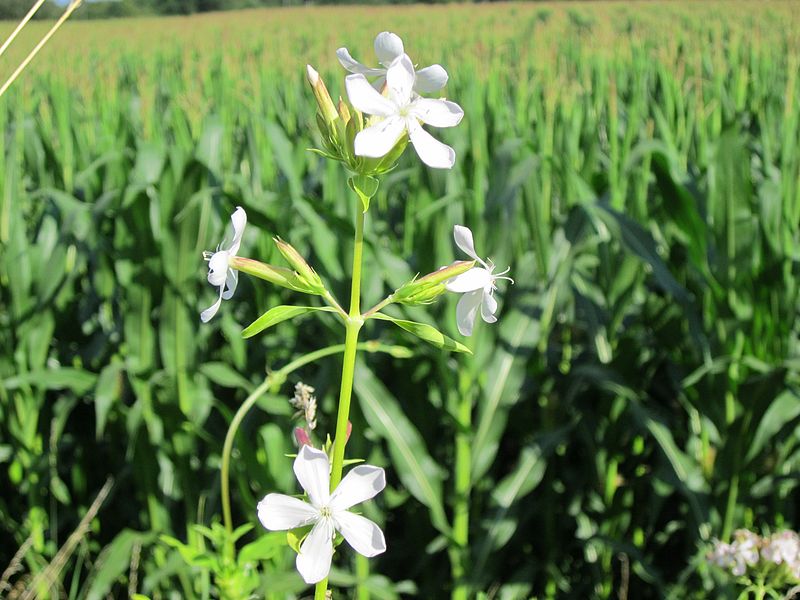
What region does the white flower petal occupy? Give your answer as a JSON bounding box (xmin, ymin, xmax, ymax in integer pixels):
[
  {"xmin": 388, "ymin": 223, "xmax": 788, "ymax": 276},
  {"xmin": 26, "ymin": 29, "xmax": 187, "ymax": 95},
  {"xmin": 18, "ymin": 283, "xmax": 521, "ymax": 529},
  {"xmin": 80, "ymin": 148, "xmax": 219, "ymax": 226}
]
[
  {"xmin": 294, "ymin": 445, "xmax": 331, "ymax": 508},
  {"xmin": 407, "ymin": 119, "xmax": 455, "ymax": 169},
  {"xmin": 414, "ymin": 64, "xmax": 448, "ymax": 93},
  {"xmin": 410, "ymin": 98, "xmax": 463, "ymax": 128},
  {"xmin": 354, "ymin": 116, "xmax": 407, "ymax": 159},
  {"xmin": 334, "ymin": 511, "xmax": 386, "ymax": 558},
  {"xmin": 336, "ymin": 47, "xmax": 384, "ymax": 76},
  {"xmin": 481, "ymin": 291, "xmax": 498, "ymax": 324},
  {"xmin": 370, "ymin": 75, "xmax": 387, "ymax": 92},
  {"xmin": 200, "ymin": 286, "xmax": 224, "ymax": 323},
  {"xmin": 385, "ymin": 54, "xmax": 415, "ymax": 105},
  {"xmin": 207, "ymin": 251, "xmax": 230, "ymax": 287},
  {"xmin": 296, "ymin": 519, "xmax": 334, "ymax": 584},
  {"xmin": 222, "ymin": 269, "xmax": 238, "ymax": 300},
  {"xmin": 329, "ymin": 465, "xmax": 386, "ymax": 512},
  {"xmin": 257, "ymin": 493, "xmax": 319, "ymax": 531},
  {"xmin": 455, "ymin": 289, "xmax": 483, "ymax": 337},
  {"xmin": 445, "ymin": 267, "xmax": 493, "ymax": 293},
  {"xmin": 374, "ymin": 32, "xmax": 404, "ymax": 66},
  {"xmin": 227, "ymin": 206, "xmax": 247, "ymax": 255},
  {"xmin": 345, "ymin": 74, "xmax": 396, "ymax": 117},
  {"xmin": 452, "ymin": 225, "xmax": 481, "ymax": 263}
]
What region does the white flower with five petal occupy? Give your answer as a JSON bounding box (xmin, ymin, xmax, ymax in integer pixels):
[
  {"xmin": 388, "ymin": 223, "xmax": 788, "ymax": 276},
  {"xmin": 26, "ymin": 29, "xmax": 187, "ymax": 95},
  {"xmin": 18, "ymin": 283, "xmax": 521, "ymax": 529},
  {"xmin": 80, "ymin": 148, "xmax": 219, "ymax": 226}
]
[
  {"xmin": 445, "ymin": 225, "xmax": 513, "ymax": 336},
  {"xmin": 337, "ymin": 31, "xmax": 448, "ymax": 94},
  {"xmin": 257, "ymin": 445, "xmax": 387, "ymax": 584},
  {"xmin": 200, "ymin": 207, "xmax": 246, "ymax": 323},
  {"xmin": 345, "ymin": 54, "xmax": 463, "ymax": 169}
]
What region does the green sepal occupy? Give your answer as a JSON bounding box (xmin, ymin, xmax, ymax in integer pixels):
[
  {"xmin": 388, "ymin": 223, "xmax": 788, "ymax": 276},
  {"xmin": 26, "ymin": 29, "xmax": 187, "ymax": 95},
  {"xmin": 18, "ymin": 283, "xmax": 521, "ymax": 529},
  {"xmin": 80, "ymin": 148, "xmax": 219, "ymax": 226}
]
[
  {"xmin": 393, "ymin": 260, "xmax": 476, "ymax": 305},
  {"xmin": 230, "ymin": 256, "xmax": 319, "ymax": 294},
  {"xmin": 287, "ymin": 524, "xmax": 313, "ymax": 554}
]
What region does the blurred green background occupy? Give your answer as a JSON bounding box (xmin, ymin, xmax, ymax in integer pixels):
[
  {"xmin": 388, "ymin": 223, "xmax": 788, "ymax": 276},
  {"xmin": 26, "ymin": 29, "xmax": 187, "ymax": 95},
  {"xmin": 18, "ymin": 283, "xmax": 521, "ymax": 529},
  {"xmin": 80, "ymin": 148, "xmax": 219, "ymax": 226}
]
[{"xmin": 0, "ymin": 2, "xmax": 799, "ymax": 598}]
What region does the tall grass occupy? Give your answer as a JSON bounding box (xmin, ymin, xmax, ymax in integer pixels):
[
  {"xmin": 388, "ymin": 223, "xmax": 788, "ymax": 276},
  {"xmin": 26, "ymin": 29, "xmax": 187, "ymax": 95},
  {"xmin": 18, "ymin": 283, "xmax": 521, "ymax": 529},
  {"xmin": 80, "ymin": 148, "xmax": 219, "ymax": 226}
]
[{"xmin": 0, "ymin": 2, "xmax": 799, "ymax": 598}]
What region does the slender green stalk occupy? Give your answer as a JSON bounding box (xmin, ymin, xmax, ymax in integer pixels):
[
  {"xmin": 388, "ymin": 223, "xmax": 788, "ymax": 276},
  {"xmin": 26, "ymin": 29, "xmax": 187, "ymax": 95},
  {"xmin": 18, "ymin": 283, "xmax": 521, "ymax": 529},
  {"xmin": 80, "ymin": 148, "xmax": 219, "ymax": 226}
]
[
  {"xmin": 315, "ymin": 205, "xmax": 367, "ymax": 600},
  {"xmin": 450, "ymin": 381, "xmax": 472, "ymax": 600},
  {"xmin": 355, "ymin": 553, "xmax": 370, "ymax": 600},
  {"xmin": 362, "ymin": 294, "xmax": 394, "ymax": 319}
]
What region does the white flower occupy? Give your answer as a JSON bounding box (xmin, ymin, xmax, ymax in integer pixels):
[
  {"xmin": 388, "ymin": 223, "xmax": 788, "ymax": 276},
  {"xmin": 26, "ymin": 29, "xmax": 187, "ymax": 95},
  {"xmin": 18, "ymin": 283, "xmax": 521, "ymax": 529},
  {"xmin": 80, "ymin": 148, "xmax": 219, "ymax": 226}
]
[
  {"xmin": 337, "ymin": 31, "xmax": 448, "ymax": 94},
  {"xmin": 257, "ymin": 445, "xmax": 387, "ymax": 584},
  {"xmin": 200, "ymin": 207, "xmax": 246, "ymax": 323},
  {"xmin": 763, "ymin": 531, "xmax": 800, "ymax": 566},
  {"xmin": 445, "ymin": 225, "xmax": 513, "ymax": 337},
  {"xmin": 345, "ymin": 53, "xmax": 463, "ymax": 169}
]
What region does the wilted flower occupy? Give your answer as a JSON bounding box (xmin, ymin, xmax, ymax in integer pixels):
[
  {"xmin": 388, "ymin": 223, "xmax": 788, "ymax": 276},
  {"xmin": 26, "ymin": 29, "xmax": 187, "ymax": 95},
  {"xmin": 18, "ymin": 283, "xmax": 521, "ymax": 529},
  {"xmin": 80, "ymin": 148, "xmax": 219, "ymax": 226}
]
[
  {"xmin": 445, "ymin": 225, "xmax": 513, "ymax": 336},
  {"xmin": 337, "ymin": 31, "xmax": 448, "ymax": 94},
  {"xmin": 257, "ymin": 446, "xmax": 386, "ymax": 584},
  {"xmin": 291, "ymin": 382, "xmax": 318, "ymax": 430},
  {"xmin": 346, "ymin": 54, "xmax": 463, "ymax": 169},
  {"xmin": 201, "ymin": 207, "xmax": 246, "ymax": 323}
]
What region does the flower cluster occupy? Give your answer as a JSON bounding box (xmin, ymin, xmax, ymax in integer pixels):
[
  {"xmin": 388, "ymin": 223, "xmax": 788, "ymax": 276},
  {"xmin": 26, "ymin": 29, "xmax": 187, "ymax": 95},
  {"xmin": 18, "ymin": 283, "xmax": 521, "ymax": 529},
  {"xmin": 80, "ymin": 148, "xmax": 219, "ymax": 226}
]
[{"xmin": 708, "ymin": 529, "xmax": 800, "ymax": 582}]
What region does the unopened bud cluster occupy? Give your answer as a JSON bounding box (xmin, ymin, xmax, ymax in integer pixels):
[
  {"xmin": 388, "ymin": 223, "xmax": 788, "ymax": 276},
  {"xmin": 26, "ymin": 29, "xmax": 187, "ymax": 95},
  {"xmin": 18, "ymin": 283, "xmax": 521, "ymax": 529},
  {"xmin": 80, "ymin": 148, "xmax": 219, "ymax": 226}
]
[
  {"xmin": 306, "ymin": 64, "xmax": 406, "ymax": 177},
  {"xmin": 708, "ymin": 529, "xmax": 800, "ymax": 585}
]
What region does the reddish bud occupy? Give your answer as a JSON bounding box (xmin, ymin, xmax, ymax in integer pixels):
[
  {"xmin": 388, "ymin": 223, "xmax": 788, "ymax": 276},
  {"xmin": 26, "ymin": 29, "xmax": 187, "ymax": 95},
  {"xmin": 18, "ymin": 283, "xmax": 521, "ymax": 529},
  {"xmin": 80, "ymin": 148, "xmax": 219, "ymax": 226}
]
[{"xmin": 294, "ymin": 427, "xmax": 312, "ymax": 448}]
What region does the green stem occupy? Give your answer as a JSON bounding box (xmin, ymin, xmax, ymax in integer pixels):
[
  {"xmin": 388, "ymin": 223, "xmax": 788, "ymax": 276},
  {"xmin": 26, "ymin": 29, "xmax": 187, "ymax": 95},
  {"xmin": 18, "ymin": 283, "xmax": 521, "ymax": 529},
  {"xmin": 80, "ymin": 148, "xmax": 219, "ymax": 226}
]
[
  {"xmin": 362, "ymin": 294, "xmax": 394, "ymax": 319},
  {"xmin": 220, "ymin": 339, "xmax": 396, "ymax": 546},
  {"xmin": 450, "ymin": 381, "xmax": 472, "ymax": 600},
  {"xmin": 315, "ymin": 204, "xmax": 367, "ymax": 599},
  {"xmin": 322, "ymin": 289, "xmax": 348, "ymax": 320},
  {"xmin": 355, "ymin": 553, "xmax": 370, "ymax": 600}
]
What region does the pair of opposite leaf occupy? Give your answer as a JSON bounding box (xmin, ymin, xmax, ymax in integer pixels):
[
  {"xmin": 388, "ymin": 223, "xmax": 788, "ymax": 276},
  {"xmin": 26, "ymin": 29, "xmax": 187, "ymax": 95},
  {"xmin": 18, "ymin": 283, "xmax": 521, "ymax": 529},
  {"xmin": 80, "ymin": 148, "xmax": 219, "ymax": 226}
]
[{"xmin": 201, "ymin": 208, "xmax": 511, "ymax": 337}]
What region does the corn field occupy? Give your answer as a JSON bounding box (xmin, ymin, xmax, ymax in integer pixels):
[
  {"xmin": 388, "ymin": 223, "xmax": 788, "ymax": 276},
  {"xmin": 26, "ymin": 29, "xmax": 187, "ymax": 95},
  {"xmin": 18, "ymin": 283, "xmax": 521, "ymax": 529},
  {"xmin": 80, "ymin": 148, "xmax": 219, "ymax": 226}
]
[{"xmin": 1, "ymin": 2, "xmax": 799, "ymax": 598}]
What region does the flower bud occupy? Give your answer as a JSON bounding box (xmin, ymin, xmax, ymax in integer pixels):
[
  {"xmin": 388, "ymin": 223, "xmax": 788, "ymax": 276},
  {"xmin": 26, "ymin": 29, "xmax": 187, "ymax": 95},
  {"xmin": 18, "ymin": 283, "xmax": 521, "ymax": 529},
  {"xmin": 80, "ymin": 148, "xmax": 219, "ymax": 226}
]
[
  {"xmin": 273, "ymin": 237, "xmax": 326, "ymax": 295},
  {"xmin": 229, "ymin": 256, "xmax": 320, "ymax": 295},
  {"xmin": 306, "ymin": 65, "xmax": 339, "ymax": 129},
  {"xmin": 393, "ymin": 260, "xmax": 476, "ymax": 305},
  {"xmin": 337, "ymin": 97, "xmax": 351, "ymax": 125},
  {"xmin": 294, "ymin": 427, "xmax": 312, "ymax": 448}
]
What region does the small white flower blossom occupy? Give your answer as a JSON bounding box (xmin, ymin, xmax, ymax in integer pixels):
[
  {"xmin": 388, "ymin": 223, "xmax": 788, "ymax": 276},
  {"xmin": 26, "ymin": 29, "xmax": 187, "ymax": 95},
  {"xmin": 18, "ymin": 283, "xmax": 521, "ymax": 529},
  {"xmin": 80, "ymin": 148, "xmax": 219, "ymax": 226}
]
[
  {"xmin": 731, "ymin": 529, "xmax": 761, "ymax": 575},
  {"xmin": 201, "ymin": 207, "xmax": 246, "ymax": 323},
  {"xmin": 445, "ymin": 225, "xmax": 513, "ymax": 336},
  {"xmin": 707, "ymin": 540, "xmax": 735, "ymax": 570},
  {"xmin": 257, "ymin": 445, "xmax": 387, "ymax": 584},
  {"xmin": 345, "ymin": 53, "xmax": 464, "ymax": 169},
  {"xmin": 763, "ymin": 531, "xmax": 800, "ymax": 567},
  {"xmin": 337, "ymin": 31, "xmax": 448, "ymax": 94}
]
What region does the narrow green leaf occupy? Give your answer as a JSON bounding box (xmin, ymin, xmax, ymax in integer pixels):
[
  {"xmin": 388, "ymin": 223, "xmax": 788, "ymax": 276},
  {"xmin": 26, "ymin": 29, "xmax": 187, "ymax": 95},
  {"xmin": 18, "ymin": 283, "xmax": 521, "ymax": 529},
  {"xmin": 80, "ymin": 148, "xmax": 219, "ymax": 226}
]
[
  {"xmin": 95, "ymin": 362, "xmax": 124, "ymax": 439},
  {"xmin": 3, "ymin": 367, "xmax": 97, "ymax": 394},
  {"xmin": 370, "ymin": 313, "xmax": 472, "ymax": 354},
  {"xmin": 86, "ymin": 531, "xmax": 156, "ymax": 600},
  {"xmin": 354, "ymin": 363, "xmax": 450, "ymax": 535},
  {"xmin": 199, "ymin": 362, "xmax": 252, "ymax": 390},
  {"xmin": 242, "ymin": 305, "xmax": 336, "ymax": 339}
]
